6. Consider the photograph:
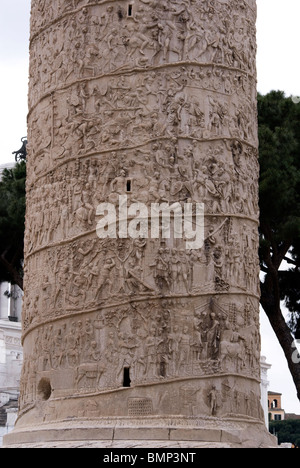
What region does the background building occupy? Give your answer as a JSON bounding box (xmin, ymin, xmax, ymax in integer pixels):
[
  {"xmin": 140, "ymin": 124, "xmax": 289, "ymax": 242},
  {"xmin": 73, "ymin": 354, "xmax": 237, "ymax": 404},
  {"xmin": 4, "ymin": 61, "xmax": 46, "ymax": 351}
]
[
  {"xmin": 268, "ymin": 391, "xmax": 285, "ymax": 421},
  {"xmin": 0, "ymin": 281, "xmax": 23, "ymax": 447},
  {"xmin": 261, "ymin": 356, "xmax": 272, "ymax": 427},
  {"xmin": 285, "ymin": 413, "xmax": 300, "ymax": 420}
]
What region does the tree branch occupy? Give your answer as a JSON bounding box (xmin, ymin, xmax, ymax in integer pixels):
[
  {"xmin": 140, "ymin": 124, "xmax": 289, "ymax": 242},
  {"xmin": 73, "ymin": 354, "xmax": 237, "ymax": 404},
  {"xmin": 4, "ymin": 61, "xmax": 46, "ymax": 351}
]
[
  {"xmin": 0, "ymin": 252, "xmax": 23, "ymax": 291},
  {"xmin": 277, "ymin": 239, "xmax": 293, "ymax": 270},
  {"xmin": 284, "ymin": 256, "xmax": 298, "ymax": 266},
  {"xmin": 262, "ymin": 294, "xmax": 300, "ymax": 402}
]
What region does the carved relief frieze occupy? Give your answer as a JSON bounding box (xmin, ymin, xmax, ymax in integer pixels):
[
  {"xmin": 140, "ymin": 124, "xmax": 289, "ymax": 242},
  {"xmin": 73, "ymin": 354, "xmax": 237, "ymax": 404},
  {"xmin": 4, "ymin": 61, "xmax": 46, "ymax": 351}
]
[
  {"xmin": 19, "ymin": 292, "xmax": 261, "ymax": 414},
  {"xmin": 18, "ymin": 0, "xmax": 265, "ymax": 432},
  {"xmin": 29, "ymin": 1, "xmax": 257, "ymax": 85}
]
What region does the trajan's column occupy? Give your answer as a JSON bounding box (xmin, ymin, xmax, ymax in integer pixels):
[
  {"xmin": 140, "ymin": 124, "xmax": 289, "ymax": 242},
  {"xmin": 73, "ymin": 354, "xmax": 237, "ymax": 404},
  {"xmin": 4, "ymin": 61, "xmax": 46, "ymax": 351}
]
[{"xmin": 5, "ymin": 0, "xmax": 276, "ymax": 447}]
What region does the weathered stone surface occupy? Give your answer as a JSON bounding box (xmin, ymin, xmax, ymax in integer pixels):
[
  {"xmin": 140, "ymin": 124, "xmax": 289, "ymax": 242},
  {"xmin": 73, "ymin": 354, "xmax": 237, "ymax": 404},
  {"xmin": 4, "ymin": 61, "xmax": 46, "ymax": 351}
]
[{"xmin": 5, "ymin": 0, "xmax": 277, "ymax": 448}]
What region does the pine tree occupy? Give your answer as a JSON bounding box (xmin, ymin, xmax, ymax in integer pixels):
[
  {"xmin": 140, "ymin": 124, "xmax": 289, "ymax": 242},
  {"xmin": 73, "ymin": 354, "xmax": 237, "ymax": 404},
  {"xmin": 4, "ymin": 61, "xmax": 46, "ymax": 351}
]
[
  {"xmin": 258, "ymin": 91, "xmax": 300, "ymax": 401},
  {"xmin": 0, "ymin": 161, "xmax": 26, "ymax": 290}
]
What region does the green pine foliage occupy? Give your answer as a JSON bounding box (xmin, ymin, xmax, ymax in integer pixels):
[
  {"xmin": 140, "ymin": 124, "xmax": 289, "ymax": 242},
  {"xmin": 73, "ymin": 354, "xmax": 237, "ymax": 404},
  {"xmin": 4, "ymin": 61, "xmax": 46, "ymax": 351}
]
[
  {"xmin": 269, "ymin": 420, "xmax": 300, "ymax": 447},
  {"xmin": 258, "ymin": 91, "xmax": 300, "ymax": 243},
  {"xmin": 0, "ymin": 161, "xmax": 26, "ymax": 289}
]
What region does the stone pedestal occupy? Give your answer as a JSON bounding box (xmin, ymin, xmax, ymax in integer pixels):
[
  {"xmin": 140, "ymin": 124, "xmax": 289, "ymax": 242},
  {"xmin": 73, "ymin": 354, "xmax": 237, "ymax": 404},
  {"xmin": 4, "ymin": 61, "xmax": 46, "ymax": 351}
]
[{"xmin": 5, "ymin": 0, "xmax": 276, "ymax": 448}]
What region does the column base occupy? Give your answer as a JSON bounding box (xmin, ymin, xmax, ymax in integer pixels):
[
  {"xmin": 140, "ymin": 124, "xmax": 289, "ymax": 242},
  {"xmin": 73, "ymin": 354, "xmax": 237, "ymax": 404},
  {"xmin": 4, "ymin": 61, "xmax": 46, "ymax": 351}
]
[{"xmin": 3, "ymin": 418, "xmax": 277, "ymax": 448}]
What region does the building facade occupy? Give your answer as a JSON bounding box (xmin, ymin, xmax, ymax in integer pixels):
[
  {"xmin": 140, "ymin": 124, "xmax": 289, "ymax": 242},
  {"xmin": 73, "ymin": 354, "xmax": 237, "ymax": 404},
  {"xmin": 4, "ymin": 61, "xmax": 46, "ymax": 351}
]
[
  {"xmin": 0, "ymin": 283, "xmax": 23, "ymax": 446},
  {"xmin": 268, "ymin": 392, "xmax": 285, "ymax": 421},
  {"xmin": 261, "ymin": 356, "xmax": 272, "ymax": 427}
]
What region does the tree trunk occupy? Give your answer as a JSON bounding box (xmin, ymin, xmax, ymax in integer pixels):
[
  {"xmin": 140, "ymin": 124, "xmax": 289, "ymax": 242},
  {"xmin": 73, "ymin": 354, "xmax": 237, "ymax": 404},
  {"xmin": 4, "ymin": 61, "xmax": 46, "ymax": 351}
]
[
  {"xmin": 0, "ymin": 254, "xmax": 23, "ymax": 291},
  {"xmin": 261, "ymin": 279, "xmax": 300, "ymax": 402}
]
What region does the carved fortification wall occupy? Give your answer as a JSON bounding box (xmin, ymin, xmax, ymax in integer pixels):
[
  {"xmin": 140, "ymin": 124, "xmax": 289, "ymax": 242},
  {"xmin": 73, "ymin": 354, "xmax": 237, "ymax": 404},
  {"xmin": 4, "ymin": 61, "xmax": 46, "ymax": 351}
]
[{"xmin": 5, "ymin": 0, "xmax": 277, "ymax": 447}]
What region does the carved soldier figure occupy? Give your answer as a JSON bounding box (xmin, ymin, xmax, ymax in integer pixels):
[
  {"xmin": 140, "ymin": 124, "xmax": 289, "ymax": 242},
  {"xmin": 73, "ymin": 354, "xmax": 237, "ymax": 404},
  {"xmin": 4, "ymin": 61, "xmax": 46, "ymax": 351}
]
[{"xmin": 95, "ymin": 258, "xmax": 116, "ymax": 300}]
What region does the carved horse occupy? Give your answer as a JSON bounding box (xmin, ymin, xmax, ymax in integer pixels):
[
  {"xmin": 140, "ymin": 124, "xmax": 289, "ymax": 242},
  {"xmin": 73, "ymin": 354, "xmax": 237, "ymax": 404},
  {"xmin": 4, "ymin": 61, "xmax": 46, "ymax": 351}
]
[{"xmin": 75, "ymin": 362, "xmax": 106, "ymax": 389}]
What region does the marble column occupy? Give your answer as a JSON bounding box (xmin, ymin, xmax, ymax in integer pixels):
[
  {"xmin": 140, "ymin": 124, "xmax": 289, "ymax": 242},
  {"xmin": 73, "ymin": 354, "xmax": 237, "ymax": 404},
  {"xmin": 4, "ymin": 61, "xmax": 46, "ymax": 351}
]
[{"xmin": 5, "ymin": 0, "xmax": 276, "ymax": 447}]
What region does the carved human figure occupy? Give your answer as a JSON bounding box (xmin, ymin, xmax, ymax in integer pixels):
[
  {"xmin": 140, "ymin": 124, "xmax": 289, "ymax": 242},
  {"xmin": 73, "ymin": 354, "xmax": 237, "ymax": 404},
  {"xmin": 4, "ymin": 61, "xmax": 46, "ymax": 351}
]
[
  {"xmin": 95, "ymin": 258, "xmax": 116, "ymax": 300},
  {"xmin": 208, "ymin": 385, "xmax": 218, "ymax": 416}
]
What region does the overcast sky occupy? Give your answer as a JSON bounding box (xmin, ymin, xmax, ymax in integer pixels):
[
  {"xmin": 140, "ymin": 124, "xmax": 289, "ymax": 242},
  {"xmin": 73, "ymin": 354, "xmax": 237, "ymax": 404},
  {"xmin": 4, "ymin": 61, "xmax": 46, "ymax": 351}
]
[{"xmin": 0, "ymin": 0, "xmax": 299, "ymax": 412}]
